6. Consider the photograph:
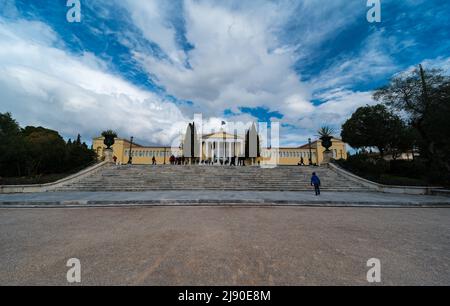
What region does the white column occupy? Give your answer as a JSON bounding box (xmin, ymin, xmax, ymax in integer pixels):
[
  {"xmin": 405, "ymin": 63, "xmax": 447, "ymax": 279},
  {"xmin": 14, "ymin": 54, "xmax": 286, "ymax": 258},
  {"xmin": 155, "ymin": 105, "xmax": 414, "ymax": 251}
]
[{"xmin": 215, "ymin": 141, "xmax": 218, "ymax": 163}]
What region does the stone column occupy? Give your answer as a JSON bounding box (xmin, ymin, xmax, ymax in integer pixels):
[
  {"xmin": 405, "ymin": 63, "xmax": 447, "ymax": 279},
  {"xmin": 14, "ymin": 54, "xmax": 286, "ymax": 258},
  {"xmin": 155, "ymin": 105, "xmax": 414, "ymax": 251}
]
[
  {"xmin": 103, "ymin": 148, "xmax": 114, "ymax": 164},
  {"xmin": 321, "ymin": 150, "xmax": 333, "ymax": 165}
]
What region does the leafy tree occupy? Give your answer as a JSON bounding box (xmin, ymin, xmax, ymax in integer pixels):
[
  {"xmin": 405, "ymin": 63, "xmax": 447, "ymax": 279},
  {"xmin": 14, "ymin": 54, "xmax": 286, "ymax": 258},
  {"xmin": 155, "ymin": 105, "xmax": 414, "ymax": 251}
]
[
  {"xmin": 0, "ymin": 113, "xmax": 27, "ymax": 176},
  {"xmin": 22, "ymin": 126, "xmax": 67, "ymax": 175},
  {"xmin": 374, "ymin": 66, "xmax": 450, "ymax": 164},
  {"xmin": 75, "ymin": 134, "xmax": 81, "ymax": 146},
  {"xmin": 420, "ymin": 81, "xmax": 450, "ymax": 172},
  {"xmin": 341, "ymin": 104, "xmax": 409, "ymax": 158},
  {"xmin": 388, "ymin": 125, "xmax": 416, "ymax": 160},
  {"xmin": 65, "ymin": 134, "xmax": 96, "ymax": 171},
  {"xmin": 0, "ymin": 112, "xmax": 97, "ymax": 179}
]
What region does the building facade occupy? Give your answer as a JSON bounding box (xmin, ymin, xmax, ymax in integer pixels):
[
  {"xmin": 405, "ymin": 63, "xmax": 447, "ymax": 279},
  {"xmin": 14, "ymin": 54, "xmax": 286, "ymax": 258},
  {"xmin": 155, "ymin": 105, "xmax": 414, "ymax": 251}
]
[{"xmin": 93, "ymin": 132, "xmax": 347, "ymax": 166}]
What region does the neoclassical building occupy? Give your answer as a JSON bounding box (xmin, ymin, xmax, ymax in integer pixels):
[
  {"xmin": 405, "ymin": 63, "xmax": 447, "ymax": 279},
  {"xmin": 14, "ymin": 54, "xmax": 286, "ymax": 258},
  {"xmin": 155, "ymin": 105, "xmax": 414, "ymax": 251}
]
[{"xmin": 93, "ymin": 125, "xmax": 347, "ymax": 166}]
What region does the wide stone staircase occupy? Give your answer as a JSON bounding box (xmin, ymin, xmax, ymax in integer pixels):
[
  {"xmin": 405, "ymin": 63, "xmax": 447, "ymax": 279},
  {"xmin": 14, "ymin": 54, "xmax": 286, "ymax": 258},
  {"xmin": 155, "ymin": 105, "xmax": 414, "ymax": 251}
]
[{"xmin": 55, "ymin": 165, "xmax": 372, "ymax": 192}]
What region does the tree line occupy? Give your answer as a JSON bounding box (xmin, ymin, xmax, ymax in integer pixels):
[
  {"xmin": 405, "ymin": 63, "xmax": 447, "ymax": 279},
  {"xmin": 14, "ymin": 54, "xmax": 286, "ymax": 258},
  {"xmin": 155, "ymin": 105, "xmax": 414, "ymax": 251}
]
[
  {"xmin": 0, "ymin": 113, "xmax": 97, "ymax": 178},
  {"xmin": 341, "ymin": 65, "xmax": 450, "ymax": 185}
]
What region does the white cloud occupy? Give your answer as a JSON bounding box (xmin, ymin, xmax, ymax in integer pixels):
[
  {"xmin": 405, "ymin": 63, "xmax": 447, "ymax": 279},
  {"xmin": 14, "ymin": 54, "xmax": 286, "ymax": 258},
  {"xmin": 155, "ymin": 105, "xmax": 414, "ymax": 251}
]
[
  {"xmin": 118, "ymin": 0, "xmax": 388, "ymax": 144},
  {"xmin": 129, "ymin": 0, "xmax": 314, "ymax": 122},
  {"xmin": 118, "ymin": 0, "xmax": 186, "ymax": 65},
  {"xmin": 308, "ymin": 31, "xmax": 399, "ymax": 93},
  {"xmin": 4, "ymin": 1, "xmax": 446, "ymax": 147},
  {"xmin": 0, "ymin": 2, "xmax": 388, "ymax": 146},
  {"xmin": 0, "ymin": 18, "xmax": 188, "ymax": 145},
  {"xmin": 413, "ymin": 56, "xmax": 450, "ymax": 74}
]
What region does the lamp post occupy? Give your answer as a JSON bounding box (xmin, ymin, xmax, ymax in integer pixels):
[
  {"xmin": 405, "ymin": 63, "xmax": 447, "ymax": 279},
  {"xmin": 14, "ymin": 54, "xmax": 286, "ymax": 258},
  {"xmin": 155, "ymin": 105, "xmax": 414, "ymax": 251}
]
[
  {"xmin": 222, "ymin": 121, "xmax": 226, "ymax": 165},
  {"xmin": 163, "ymin": 147, "xmax": 167, "ymax": 165},
  {"xmin": 308, "ymin": 138, "xmax": 312, "ymax": 166},
  {"xmin": 180, "ymin": 132, "xmax": 184, "ymax": 161},
  {"xmin": 234, "ymin": 129, "xmax": 237, "ymax": 159},
  {"xmin": 191, "ymin": 122, "xmax": 195, "ymax": 164},
  {"xmin": 127, "ymin": 136, "xmax": 134, "ymax": 165}
]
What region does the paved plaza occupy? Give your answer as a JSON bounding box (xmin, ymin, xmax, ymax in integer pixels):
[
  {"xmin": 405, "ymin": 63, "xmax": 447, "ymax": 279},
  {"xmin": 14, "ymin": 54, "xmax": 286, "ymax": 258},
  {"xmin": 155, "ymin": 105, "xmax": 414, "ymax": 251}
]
[
  {"xmin": 1, "ymin": 206, "xmax": 449, "ymax": 285},
  {"xmin": 1, "ymin": 190, "xmax": 450, "ymax": 208}
]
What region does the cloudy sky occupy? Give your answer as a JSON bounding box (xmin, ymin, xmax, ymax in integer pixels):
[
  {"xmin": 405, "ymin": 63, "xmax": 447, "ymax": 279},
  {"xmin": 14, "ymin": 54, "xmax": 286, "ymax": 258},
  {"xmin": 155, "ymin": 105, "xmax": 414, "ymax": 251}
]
[{"xmin": 1, "ymin": 0, "xmax": 449, "ymax": 146}]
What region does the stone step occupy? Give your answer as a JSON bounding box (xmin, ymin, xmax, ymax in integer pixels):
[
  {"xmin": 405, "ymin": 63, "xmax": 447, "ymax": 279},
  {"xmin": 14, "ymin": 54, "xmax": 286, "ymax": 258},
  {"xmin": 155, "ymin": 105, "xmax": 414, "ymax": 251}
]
[
  {"xmin": 54, "ymin": 165, "xmax": 372, "ymax": 192},
  {"xmin": 59, "ymin": 187, "xmax": 368, "ymax": 190}
]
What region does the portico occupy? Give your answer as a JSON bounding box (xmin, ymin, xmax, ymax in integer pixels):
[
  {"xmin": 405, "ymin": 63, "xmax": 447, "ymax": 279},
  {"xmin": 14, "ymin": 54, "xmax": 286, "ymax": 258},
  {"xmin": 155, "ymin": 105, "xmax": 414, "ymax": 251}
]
[
  {"xmin": 201, "ymin": 131, "xmax": 244, "ymax": 163},
  {"xmin": 92, "ymin": 124, "xmax": 348, "ymax": 166}
]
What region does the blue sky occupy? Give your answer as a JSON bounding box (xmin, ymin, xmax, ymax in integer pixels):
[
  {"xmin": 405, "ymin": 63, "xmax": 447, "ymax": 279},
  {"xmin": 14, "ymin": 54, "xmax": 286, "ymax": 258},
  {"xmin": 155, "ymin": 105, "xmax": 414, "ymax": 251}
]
[{"xmin": 0, "ymin": 0, "xmax": 449, "ymax": 146}]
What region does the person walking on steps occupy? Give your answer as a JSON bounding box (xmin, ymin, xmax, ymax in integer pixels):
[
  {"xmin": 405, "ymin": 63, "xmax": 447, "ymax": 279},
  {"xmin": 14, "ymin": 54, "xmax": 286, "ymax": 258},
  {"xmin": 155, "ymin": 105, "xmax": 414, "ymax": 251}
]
[{"xmin": 311, "ymin": 172, "xmax": 321, "ymax": 196}]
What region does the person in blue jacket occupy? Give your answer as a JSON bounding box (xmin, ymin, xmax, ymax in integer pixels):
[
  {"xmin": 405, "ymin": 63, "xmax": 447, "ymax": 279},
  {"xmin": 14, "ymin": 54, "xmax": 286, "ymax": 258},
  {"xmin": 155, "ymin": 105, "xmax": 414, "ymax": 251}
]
[{"xmin": 311, "ymin": 172, "xmax": 321, "ymax": 196}]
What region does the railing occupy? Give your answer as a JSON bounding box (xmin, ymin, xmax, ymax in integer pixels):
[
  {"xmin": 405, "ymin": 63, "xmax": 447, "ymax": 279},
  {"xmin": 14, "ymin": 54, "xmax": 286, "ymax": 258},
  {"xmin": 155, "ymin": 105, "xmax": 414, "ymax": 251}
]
[
  {"xmin": 0, "ymin": 161, "xmax": 109, "ymax": 194},
  {"xmin": 328, "ymin": 162, "xmax": 444, "ymax": 195}
]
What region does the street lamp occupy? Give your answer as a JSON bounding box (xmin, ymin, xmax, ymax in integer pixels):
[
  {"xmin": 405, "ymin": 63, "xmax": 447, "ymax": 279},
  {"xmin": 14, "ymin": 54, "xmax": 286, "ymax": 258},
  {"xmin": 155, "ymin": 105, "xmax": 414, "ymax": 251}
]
[
  {"xmin": 222, "ymin": 121, "xmax": 226, "ymax": 165},
  {"xmin": 308, "ymin": 138, "xmax": 312, "ymax": 166},
  {"xmin": 127, "ymin": 136, "xmax": 134, "ymax": 164}
]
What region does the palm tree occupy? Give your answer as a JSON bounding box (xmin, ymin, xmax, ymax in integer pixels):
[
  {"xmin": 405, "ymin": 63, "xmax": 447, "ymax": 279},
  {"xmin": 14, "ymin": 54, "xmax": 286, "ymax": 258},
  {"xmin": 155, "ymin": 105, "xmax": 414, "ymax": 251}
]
[
  {"xmin": 317, "ymin": 126, "xmax": 335, "ymax": 152},
  {"xmin": 101, "ymin": 130, "xmax": 118, "ymax": 149}
]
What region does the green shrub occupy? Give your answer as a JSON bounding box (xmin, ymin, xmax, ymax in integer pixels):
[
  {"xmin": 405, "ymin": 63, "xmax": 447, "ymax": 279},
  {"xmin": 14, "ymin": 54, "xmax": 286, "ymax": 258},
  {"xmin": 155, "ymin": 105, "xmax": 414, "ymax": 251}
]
[
  {"xmin": 388, "ymin": 160, "xmax": 427, "ymax": 178},
  {"xmin": 337, "ymin": 154, "xmax": 389, "ymax": 177},
  {"xmin": 336, "ymin": 154, "xmax": 437, "ymax": 186}
]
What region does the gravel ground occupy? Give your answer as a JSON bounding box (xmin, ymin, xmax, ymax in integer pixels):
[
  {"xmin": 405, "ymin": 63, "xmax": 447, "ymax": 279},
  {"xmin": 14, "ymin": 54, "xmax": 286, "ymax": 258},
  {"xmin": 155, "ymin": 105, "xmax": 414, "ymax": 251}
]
[{"xmin": 1, "ymin": 206, "xmax": 449, "ymax": 285}]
